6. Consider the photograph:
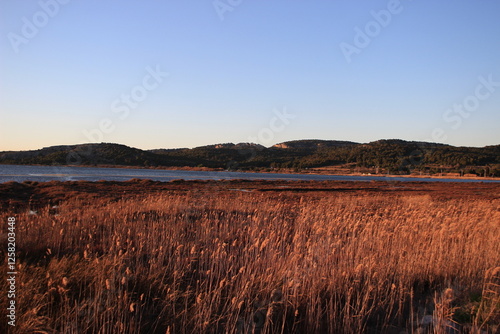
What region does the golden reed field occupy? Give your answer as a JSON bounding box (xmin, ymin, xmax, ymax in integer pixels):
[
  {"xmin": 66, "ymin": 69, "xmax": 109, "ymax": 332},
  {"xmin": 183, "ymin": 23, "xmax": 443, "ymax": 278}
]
[{"xmin": 1, "ymin": 179, "xmax": 499, "ymax": 333}]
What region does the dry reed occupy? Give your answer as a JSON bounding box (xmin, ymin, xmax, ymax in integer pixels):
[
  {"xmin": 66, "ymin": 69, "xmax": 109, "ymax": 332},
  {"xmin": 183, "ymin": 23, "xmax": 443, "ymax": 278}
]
[{"xmin": 1, "ymin": 188, "xmax": 499, "ymax": 333}]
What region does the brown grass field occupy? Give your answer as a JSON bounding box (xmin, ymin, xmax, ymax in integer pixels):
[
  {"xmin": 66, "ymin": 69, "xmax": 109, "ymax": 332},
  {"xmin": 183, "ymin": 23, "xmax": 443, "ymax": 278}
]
[{"xmin": 1, "ymin": 179, "xmax": 499, "ymax": 333}]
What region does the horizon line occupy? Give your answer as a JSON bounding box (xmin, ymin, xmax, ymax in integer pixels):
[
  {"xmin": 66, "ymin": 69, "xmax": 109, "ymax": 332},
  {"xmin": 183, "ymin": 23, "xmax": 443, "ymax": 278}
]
[{"xmin": 2, "ymin": 138, "xmax": 499, "ymax": 153}]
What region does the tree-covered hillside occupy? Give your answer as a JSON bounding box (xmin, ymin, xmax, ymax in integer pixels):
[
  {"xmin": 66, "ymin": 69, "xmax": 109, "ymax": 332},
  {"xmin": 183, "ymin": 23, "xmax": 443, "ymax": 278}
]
[{"xmin": 1, "ymin": 140, "xmax": 499, "ymax": 176}]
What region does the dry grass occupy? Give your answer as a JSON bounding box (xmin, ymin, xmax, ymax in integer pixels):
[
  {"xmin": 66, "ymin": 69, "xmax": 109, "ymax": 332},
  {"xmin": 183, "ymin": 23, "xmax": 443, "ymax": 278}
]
[{"xmin": 1, "ymin": 186, "xmax": 499, "ymax": 333}]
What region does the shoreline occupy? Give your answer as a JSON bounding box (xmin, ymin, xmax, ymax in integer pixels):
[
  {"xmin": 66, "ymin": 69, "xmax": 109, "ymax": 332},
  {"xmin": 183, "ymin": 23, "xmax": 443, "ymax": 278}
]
[
  {"xmin": 1, "ymin": 163, "xmax": 499, "ymax": 182},
  {"xmin": 2, "ymin": 178, "xmax": 500, "ymax": 210}
]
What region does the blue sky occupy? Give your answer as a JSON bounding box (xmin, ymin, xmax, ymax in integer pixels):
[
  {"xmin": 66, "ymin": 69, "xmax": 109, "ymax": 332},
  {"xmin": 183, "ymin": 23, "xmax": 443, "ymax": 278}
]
[{"xmin": 1, "ymin": 0, "xmax": 499, "ymax": 150}]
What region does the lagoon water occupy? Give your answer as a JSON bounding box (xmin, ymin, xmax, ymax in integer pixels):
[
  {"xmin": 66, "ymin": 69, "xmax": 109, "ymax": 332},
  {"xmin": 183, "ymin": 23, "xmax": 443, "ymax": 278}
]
[{"xmin": 1, "ymin": 164, "xmax": 498, "ymax": 183}]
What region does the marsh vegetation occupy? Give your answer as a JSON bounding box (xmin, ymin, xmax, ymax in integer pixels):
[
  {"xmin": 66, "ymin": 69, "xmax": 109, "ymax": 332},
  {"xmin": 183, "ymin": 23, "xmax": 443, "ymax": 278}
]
[{"xmin": 1, "ymin": 180, "xmax": 499, "ymax": 333}]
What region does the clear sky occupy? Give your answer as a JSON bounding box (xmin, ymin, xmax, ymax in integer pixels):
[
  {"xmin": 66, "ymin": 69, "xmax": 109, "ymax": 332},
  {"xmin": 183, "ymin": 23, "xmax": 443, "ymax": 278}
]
[{"xmin": 1, "ymin": 0, "xmax": 499, "ymax": 151}]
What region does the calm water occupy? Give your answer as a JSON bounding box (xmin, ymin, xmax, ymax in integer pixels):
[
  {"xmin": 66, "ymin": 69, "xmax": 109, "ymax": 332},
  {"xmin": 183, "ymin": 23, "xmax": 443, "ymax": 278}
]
[{"xmin": 1, "ymin": 164, "xmax": 498, "ymax": 183}]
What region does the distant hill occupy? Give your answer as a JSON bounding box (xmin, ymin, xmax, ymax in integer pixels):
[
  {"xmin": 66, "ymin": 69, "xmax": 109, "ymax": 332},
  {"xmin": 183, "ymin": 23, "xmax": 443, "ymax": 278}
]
[
  {"xmin": 1, "ymin": 140, "xmax": 499, "ymax": 176},
  {"xmin": 0, "ymin": 143, "xmax": 173, "ymax": 167},
  {"xmin": 272, "ymin": 139, "xmax": 358, "ymax": 149}
]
